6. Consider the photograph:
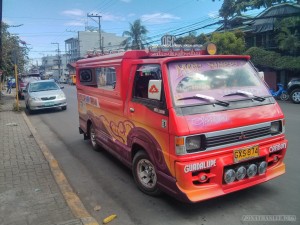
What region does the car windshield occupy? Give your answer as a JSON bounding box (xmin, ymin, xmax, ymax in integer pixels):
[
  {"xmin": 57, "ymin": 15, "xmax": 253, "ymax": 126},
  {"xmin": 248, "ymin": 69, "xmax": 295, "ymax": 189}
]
[
  {"xmin": 168, "ymin": 59, "xmax": 270, "ymax": 107},
  {"xmin": 29, "ymin": 81, "xmax": 59, "ymax": 92}
]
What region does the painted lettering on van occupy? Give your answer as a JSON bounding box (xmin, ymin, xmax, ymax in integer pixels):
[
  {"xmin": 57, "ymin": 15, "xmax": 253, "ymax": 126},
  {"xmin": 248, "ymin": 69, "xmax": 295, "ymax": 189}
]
[
  {"xmin": 189, "ymin": 114, "xmax": 229, "ymax": 127},
  {"xmin": 184, "ymin": 159, "xmax": 216, "ymax": 173}
]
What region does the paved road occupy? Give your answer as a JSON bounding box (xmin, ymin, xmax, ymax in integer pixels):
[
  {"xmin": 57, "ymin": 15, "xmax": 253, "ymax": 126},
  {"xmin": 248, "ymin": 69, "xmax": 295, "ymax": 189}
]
[{"xmin": 27, "ymin": 85, "xmax": 299, "ymax": 225}]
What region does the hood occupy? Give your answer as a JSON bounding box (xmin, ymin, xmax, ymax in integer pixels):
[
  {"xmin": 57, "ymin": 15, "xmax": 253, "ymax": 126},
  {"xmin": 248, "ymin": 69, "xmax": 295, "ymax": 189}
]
[
  {"xmin": 29, "ymin": 89, "xmax": 64, "ymax": 98},
  {"xmin": 184, "ymin": 103, "xmax": 283, "ymax": 134}
]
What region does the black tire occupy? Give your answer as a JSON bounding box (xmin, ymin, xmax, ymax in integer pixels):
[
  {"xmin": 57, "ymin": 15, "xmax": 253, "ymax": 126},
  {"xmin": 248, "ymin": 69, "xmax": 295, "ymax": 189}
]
[
  {"xmin": 132, "ymin": 151, "xmax": 161, "ymax": 196},
  {"xmin": 89, "ymin": 124, "xmax": 100, "ymax": 151},
  {"xmin": 290, "ymin": 89, "xmax": 300, "ymax": 104},
  {"xmin": 62, "ymin": 106, "xmax": 67, "ymax": 110},
  {"xmin": 279, "ymin": 92, "xmax": 289, "ymax": 101},
  {"xmin": 26, "ymin": 104, "xmax": 32, "ymax": 114}
]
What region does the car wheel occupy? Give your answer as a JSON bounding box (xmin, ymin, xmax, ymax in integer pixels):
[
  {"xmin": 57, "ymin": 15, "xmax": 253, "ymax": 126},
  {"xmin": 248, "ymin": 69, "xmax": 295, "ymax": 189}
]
[
  {"xmin": 89, "ymin": 124, "xmax": 100, "ymax": 151},
  {"xmin": 290, "ymin": 89, "xmax": 300, "ymax": 104},
  {"xmin": 62, "ymin": 106, "xmax": 67, "ymax": 110},
  {"xmin": 280, "ymin": 92, "xmax": 289, "ymax": 101},
  {"xmin": 133, "ymin": 151, "xmax": 161, "ymax": 196},
  {"xmin": 26, "ymin": 104, "xmax": 32, "ymax": 114}
]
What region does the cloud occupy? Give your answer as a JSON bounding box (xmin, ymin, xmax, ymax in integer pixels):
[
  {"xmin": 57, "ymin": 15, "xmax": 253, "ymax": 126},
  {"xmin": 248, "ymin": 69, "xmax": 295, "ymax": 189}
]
[
  {"xmin": 62, "ymin": 9, "xmax": 85, "ymax": 17},
  {"xmin": 208, "ymin": 11, "xmax": 219, "ymax": 18},
  {"xmin": 141, "ymin": 13, "xmax": 180, "ymax": 24},
  {"xmin": 64, "ymin": 21, "xmax": 85, "ymax": 26},
  {"xmin": 101, "ymin": 13, "xmax": 126, "ymax": 22},
  {"xmin": 120, "ymin": 0, "xmax": 131, "ymax": 2}
]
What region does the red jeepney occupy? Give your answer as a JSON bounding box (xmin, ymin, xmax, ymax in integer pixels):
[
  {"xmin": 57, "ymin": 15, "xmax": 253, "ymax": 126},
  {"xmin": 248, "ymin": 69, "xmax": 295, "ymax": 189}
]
[{"xmin": 76, "ymin": 44, "xmax": 287, "ymax": 202}]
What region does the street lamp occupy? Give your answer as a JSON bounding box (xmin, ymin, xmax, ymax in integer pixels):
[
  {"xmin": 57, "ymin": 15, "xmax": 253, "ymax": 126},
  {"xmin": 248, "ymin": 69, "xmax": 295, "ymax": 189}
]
[{"xmin": 51, "ymin": 42, "xmax": 61, "ymax": 81}]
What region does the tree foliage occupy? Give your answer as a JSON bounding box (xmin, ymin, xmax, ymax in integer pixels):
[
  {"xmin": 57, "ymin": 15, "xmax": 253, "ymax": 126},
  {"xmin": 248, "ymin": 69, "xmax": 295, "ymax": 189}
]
[
  {"xmin": 210, "ymin": 31, "xmax": 245, "ymax": 54},
  {"xmin": 245, "ymin": 47, "xmax": 300, "ymax": 70},
  {"xmin": 212, "ymin": 0, "xmax": 298, "ymax": 19},
  {"xmin": 121, "ymin": 19, "xmax": 148, "ymax": 50},
  {"xmin": 1, "ymin": 22, "xmax": 28, "ymax": 79},
  {"xmin": 275, "ymin": 17, "xmax": 300, "ymax": 55}
]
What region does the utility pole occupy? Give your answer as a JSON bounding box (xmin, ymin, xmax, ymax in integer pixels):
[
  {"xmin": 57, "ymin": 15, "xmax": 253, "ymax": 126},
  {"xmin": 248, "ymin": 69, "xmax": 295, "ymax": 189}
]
[
  {"xmin": 87, "ymin": 13, "xmax": 102, "ymax": 53},
  {"xmin": 51, "ymin": 42, "xmax": 61, "ymax": 81}
]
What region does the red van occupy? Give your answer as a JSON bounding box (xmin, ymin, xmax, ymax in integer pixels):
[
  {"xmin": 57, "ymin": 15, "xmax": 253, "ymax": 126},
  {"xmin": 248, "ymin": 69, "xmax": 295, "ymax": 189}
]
[{"xmin": 76, "ymin": 44, "xmax": 287, "ymax": 203}]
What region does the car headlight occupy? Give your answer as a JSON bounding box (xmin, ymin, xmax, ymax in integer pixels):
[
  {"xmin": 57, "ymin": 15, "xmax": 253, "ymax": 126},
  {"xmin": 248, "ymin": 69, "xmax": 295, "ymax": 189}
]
[
  {"xmin": 270, "ymin": 121, "xmax": 282, "ymax": 135},
  {"xmin": 29, "ymin": 96, "xmax": 40, "ymax": 101},
  {"xmin": 175, "ymin": 135, "xmax": 205, "ymax": 155},
  {"xmin": 186, "ymin": 136, "xmax": 201, "ymax": 151},
  {"xmin": 57, "ymin": 93, "xmax": 66, "ymax": 99}
]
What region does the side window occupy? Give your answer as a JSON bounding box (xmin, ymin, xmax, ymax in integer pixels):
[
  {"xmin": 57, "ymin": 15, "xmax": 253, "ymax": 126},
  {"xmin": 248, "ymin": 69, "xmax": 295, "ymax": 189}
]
[
  {"xmin": 96, "ymin": 67, "xmax": 116, "ymax": 90},
  {"xmin": 133, "ymin": 64, "xmax": 163, "ymax": 101}
]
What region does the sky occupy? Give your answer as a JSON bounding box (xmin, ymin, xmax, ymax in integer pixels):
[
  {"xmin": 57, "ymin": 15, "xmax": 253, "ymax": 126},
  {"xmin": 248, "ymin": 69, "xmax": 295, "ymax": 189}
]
[{"xmin": 6, "ymin": 0, "xmax": 268, "ymax": 67}]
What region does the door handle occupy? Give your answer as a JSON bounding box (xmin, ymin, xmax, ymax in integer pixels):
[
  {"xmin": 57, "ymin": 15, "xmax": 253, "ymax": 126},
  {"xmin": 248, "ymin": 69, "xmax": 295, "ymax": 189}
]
[{"xmin": 130, "ymin": 108, "xmax": 135, "ymax": 112}]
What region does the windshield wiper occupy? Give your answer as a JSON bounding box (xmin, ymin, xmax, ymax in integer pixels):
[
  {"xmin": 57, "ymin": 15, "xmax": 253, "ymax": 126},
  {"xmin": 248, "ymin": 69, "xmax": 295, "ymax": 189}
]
[
  {"xmin": 223, "ymin": 90, "xmax": 265, "ymax": 102},
  {"xmin": 178, "ymin": 94, "xmax": 229, "ymax": 107}
]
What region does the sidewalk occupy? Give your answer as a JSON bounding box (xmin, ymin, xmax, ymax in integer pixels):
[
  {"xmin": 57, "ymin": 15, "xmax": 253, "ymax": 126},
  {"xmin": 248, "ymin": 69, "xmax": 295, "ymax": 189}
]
[{"xmin": 0, "ymin": 89, "xmax": 98, "ymax": 225}]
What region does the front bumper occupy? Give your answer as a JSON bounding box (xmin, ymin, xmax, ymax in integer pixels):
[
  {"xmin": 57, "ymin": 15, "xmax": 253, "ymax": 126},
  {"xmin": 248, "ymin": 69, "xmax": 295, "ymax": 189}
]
[
  {"xmin": 174, "ymin": 138, "xmax": 287, "ymax": 202},
  {"xmin": 29, "ymin": 98, "xmax": 67, "ymax": 110}
]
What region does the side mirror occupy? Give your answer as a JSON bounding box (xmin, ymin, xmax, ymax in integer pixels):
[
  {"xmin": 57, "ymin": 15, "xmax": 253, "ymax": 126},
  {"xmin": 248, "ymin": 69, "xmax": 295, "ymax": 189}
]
[
  {"xmin": 60, "ymin": 86, "xmax": 64, "ymax": 89},
  {"xmin": 148, "ymin": 80, "xmax": 162, "ymax": 100}
]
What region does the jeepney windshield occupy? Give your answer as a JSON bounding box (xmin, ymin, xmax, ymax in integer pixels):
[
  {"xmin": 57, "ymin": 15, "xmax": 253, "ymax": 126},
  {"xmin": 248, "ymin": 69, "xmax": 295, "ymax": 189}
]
[{"xmin": 168, "ymin": 59, "xmax": 270, "ymax": 107}]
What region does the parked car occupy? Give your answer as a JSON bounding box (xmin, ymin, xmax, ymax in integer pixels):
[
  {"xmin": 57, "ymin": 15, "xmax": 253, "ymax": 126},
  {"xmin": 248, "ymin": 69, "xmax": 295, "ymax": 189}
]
[
  {"xmin": 287, "ymin": 78, "xmax": 300, "ymax": 104},
  {"xmin": 18, "ymin": 74, "xmax": 41, "ymax": 99},
  {"xmin": 24, "ymin": 80, "xmax": 67, "ymax": 114}
]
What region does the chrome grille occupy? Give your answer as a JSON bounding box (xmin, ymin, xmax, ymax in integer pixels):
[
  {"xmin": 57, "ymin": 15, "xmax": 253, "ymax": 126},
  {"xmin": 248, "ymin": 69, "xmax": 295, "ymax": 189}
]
[
  {"xmin": 41, "ymin": 96, "xmax": 56, "ymax": 100},
  {"xmin": 206, "ymin": 126, "xmax": 271, "ymax": 148}
]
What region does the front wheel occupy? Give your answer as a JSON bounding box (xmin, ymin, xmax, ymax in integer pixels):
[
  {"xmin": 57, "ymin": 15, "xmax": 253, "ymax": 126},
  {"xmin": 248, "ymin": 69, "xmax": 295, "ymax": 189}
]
[
  {"xmin": 280, "ymin": 92, "xmax": 289, "ymax": 101},
  {"xmin": 133, "ymin": 151, "xmax": 161, "ymax": 196},
  {"xmin": 290, "ymin": 89, "xmax": 300, "ymax": 104}
]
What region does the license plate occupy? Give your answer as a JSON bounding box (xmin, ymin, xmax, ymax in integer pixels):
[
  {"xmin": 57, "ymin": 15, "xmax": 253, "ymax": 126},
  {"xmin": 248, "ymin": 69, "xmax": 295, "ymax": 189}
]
[
  {"xmin": 234, "ymin": 145, "xmax": 259, "ymax": 163},
  {"xmin": 44, "ymin": 102, "xmax": 54, "ymax": 106}
]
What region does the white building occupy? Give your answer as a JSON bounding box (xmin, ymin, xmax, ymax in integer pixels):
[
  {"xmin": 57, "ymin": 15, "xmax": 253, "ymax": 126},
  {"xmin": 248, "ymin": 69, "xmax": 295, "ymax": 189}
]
[{"xmin": 65, "ymin": 31, "xmax": 127, "ymax": 64}]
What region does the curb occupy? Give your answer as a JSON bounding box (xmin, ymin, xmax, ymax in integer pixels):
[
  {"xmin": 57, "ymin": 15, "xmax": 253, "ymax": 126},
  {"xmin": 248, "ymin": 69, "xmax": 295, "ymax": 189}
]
[{"xmin": 22, "ymin": 111, "xmax": 99, "ymax": 225}]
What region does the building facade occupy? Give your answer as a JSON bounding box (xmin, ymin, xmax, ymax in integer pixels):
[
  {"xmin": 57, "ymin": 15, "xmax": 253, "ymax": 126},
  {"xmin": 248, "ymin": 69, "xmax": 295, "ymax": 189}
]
[{"xmin": 65, "ymin": 31, "xmax": 127, "ymax": 64}]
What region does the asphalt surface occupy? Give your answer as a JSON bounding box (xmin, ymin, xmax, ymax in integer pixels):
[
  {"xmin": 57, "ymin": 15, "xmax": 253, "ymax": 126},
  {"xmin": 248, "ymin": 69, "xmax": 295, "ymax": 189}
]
[{"xmin": 27, "ymin": 85, "xmax": 300, "ymax": 225}]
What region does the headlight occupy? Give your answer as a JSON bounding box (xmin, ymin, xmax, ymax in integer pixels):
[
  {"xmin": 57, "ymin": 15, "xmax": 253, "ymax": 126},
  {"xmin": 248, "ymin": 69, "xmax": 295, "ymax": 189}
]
[
  {"xmin": 29, "ymin": 96, "xmax": 40, "ymax": 101},
  {"xmin": 175, "ymin": 135, "xmax": 205, "ymax": 155},
  {"xmin": 57, "ymin": 93, "xmax": 66, "ymax": 99},
  {"xmin": 270, "ymin": 121, "xmax": 282, "ymax": 135},
  {"xmin": 186, "ymin": 136, "xmax": 201, "ymax": 151}
]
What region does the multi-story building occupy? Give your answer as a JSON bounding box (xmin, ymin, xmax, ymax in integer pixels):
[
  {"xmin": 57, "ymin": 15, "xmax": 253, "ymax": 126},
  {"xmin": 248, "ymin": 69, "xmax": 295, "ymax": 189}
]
[
  {"xmin": 40, "ymin": 54, "xmax": 68, "ymax": 82},
  {"xmin": 65, "ymin": 31, "xmax": 127, "ymax": 64}
]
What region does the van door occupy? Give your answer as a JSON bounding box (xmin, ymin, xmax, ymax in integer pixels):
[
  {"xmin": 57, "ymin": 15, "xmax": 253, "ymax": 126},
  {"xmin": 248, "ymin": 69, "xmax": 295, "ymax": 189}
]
[{"xmin": 127, "ymin": 64, "xmax": 170, "ymax": 172}]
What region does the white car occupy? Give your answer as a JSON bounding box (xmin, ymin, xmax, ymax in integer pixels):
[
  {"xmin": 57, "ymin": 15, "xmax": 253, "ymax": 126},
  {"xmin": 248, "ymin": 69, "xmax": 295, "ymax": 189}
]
[{"xmin": 24, "ymin": 80, "xmax": 67, "ymax": 113}]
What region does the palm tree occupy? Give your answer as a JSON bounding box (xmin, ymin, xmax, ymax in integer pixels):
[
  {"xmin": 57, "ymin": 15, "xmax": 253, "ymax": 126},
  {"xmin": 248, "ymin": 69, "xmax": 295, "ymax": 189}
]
[{"xmin": 121, "ymin": 19, "xmax": 148, "ymax": 50}]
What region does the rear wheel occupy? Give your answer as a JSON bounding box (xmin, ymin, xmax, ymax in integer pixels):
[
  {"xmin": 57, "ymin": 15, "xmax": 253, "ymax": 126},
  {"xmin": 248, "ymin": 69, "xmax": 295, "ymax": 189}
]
[
  {"xmin": 133, "ymin": 151, "xmax": 161, "ymax": 196},
  {"xmin": 290, "ymin": 89, "xmax": 300, "ymax": 104},
  {"xmin": 89, "ymin": 124, "xmax": 100, "ymax": 151}
]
